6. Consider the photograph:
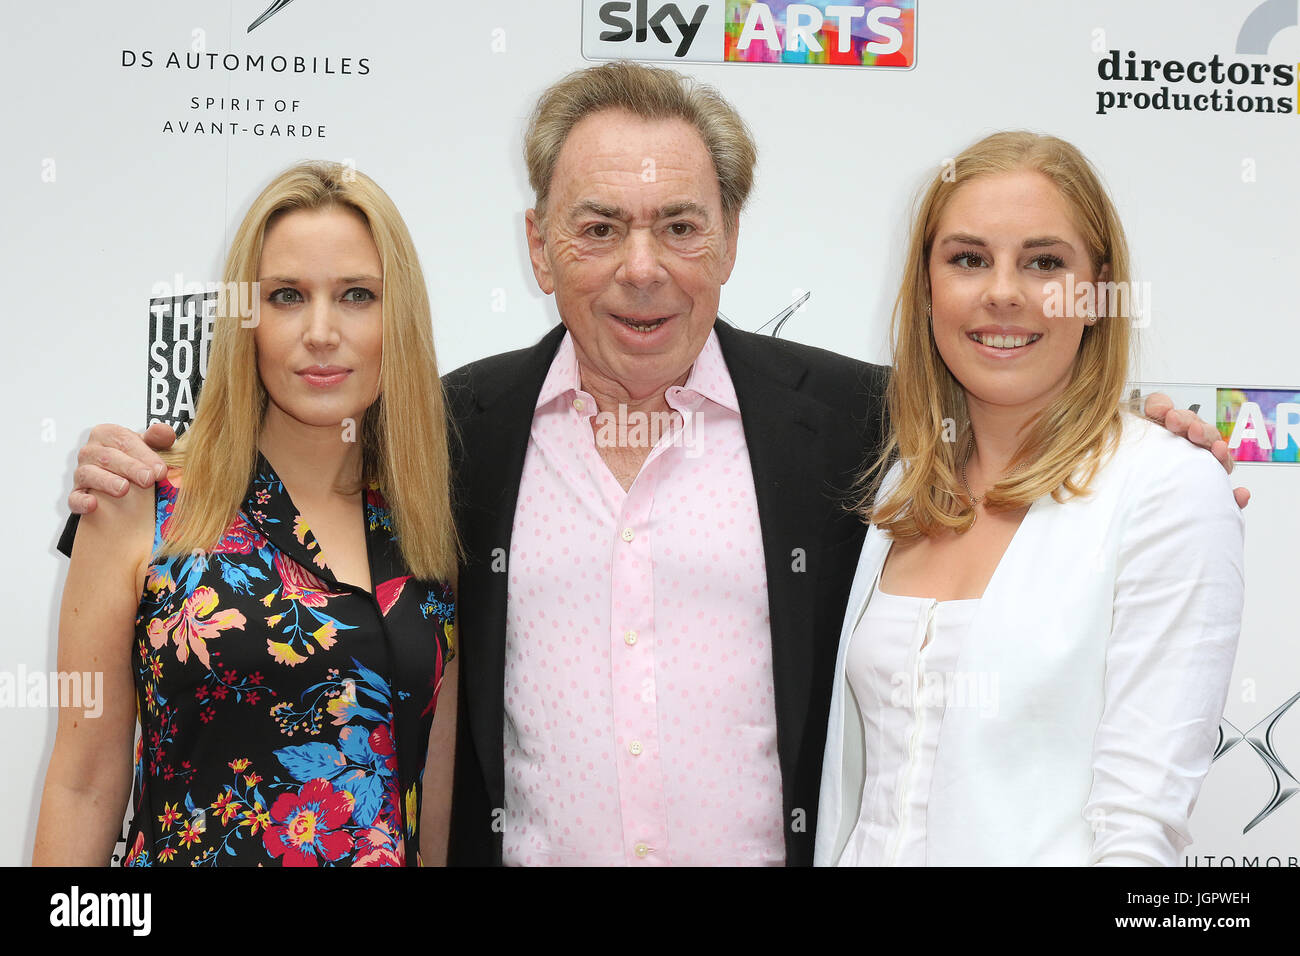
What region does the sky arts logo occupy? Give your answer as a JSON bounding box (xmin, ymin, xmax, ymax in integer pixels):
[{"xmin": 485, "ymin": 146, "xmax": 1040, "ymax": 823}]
[{"xmin": 582, "ymin": 1, "xmax": 915, "ymax": 68}]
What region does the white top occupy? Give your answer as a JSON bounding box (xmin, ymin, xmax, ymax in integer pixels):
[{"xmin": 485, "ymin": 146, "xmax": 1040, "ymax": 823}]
[
  {"xmin": 838, "ymin": 563, "xmax": 979, "ymax": 867},
  {"xmin": 815, "ymin": 413, "xmax": 1246, "ymax": 866}
]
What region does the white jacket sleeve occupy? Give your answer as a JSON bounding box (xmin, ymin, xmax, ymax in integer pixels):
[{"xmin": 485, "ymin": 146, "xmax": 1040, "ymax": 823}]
[{"xmin": 1083, "ymin": 433, "xmax": 1245, "ymax": 866}]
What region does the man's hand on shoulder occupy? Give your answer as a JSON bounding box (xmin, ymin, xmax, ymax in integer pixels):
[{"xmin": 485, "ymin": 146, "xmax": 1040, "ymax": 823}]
[
  {"xmin": 69, "ymin": 422, "xmax": 177, "ymax": 515},
  {"xmin": 1142, "ymin": 393, "xmax": 1250, "ymax": 510}
]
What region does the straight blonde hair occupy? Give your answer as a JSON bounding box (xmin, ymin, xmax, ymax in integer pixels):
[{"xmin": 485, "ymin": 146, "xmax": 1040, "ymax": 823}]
[
  {"xmin": 859, "ymin": 131, "xmax": 1135, "ymax": 537},
  {"xmin": 155, "ymin": 161, "xmax": 460, "ymax": 581}
]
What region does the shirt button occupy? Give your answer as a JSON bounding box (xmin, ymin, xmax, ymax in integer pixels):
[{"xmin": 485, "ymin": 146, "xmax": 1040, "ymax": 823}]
[
  {"xmin": 573, "ymin": 398, "xmax": 585, "ymax": 412},
  {"xmin": 628, "ymin": 740, "xmax": 643, "ymax": 756},
  {"xmin": 620, "ymin": 527, "xmax": 635, "ymax": 542},
  {"xmin": 634, "ymin": 843, "xmax": 650, "ymax": 858},
  {"xmin": 624, "ymin": 630, "xmax": 638, "ymax": 646}
]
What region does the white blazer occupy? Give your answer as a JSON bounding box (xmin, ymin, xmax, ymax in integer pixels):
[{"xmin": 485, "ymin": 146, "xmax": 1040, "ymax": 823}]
[{"xmin": 814, "ymin": 413, "xmax": 1245, "ymax": 866}]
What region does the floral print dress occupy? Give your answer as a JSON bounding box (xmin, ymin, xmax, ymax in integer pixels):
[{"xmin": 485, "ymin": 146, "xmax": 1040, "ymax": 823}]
[{"xmin": 122, "ymin": 451, "xmax": 455, "ymax": 867}]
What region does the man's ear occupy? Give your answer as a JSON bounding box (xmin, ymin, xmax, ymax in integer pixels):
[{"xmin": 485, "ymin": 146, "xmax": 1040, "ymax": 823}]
[
  {"xmin": 719, "ymin": 215, "xmax": 740, "ymax": 285},
  {"xmin": 525, "ymin": 209, "xmax": 555, "ymax": 296}
]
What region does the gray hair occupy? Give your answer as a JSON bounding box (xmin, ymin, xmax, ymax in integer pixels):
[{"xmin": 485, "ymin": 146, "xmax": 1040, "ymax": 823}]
[{"xmin": 524, "ymin": 60, "xmax": 757, "ymax": 231}]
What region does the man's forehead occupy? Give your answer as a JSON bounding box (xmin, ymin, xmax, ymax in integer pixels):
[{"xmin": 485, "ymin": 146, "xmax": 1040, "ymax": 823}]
[
  {"xmin": 550, "ymin": 111, "xmax": 722, "ymax": 210},
  {"xmin": 556, "ymin": 111, "xmax": 714, "ymax": 174}
]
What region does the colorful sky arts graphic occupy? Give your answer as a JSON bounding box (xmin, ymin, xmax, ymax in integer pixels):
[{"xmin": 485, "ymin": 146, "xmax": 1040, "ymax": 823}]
[
  {"xmin": 1217, "ymin": 387, "xmax": 1300, "ymax": 463},
  {"xmin": 724, "ymin": 1, "xmax": 915, "ymax": 66}
]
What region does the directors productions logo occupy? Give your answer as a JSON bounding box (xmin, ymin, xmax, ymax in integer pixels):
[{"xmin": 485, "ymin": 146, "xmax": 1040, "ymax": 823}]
[
  {"xmin": 1095, "ymin": 0, "xmax": 1298, "ymax": 116},
  {"xmin": 583, "ymin": 0, "xmax": 915, "ymax": 68}
]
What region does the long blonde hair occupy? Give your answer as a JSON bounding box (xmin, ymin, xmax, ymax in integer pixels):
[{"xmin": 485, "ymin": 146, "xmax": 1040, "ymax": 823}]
[
  {"xmin": 155, "ymin": 161, "xmax": 460, "ymax": 581},
  {"xmin": 859, "ymin": 131, "xmax": 1135, "ymax": 537}
]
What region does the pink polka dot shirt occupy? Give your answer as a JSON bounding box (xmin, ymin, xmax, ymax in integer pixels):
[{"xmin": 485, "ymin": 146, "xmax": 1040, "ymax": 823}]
[{"xmin": 502, "ymin": 329, "xmax": 785, "ymax": 865}]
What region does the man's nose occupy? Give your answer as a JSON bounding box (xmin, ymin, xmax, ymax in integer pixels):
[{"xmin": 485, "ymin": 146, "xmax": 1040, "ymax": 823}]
[{"xmin": 616, "ymin": 228, "xmax": 668, "ymax": 288}]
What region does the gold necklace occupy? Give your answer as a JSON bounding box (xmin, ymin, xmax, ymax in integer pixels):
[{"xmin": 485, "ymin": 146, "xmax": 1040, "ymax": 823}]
[{"xmin": 960, "ymin": 433, "xmax": 1031, "ymax": 525}]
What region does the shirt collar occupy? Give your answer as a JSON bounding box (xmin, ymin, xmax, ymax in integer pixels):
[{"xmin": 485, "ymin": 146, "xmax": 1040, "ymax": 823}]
[
  {"xmin": 534, "ymin": 326, "xmax": 740, "ymax": 415},
  {"xmin": 239, "ymin": 449, "xmax": 399, "ymax": 592}
]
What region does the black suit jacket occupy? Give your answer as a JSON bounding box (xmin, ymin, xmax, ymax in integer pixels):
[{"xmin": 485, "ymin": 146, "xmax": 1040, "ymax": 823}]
[
  {"xmin": 56, "ymin": 319, "xmax": 889, "ymax": 866},
  {"xmin": 443, "ymin": 320, "xmax": 888, "ymax": 866}
]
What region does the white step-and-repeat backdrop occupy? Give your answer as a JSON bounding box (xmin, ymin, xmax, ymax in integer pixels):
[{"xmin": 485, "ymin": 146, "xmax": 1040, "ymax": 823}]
[{"xmin": 3, "ymin": 0, "xmax": 1296, "ymax": 866}]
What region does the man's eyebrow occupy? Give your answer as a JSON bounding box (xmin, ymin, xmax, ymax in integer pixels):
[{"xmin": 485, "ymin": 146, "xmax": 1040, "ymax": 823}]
[
  {"xmin": 566, "ymin": 200, "xmax": 712, "ymax": 223},
  {"xmin": 569, "ymin": 200, "xmax": 628, "ymax": 221},
  {"xmin": 660, "ymin": 201, "xmax": 710, "ymax": 222}
]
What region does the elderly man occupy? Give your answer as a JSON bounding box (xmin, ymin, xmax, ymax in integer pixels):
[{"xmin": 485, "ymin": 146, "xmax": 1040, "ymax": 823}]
[{"xmin": 59, "ymin": 61, "xmax": 1241, "ymax": 866}]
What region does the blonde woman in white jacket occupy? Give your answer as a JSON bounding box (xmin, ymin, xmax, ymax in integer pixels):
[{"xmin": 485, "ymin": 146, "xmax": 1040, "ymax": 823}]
[{"xmin": 815, "ymin": 131, "xmax": 1244, "ymax": 867}]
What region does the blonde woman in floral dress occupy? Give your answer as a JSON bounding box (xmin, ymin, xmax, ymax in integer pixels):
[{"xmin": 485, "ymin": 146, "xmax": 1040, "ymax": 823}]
[{"xmin": 35, "ymin": 162, "xmax": 459, "ymax": 867}]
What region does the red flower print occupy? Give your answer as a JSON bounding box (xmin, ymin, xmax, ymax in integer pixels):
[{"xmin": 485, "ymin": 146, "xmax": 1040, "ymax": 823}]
[
  {"xmin": 369, "ymin": 725, "xmax": 397, "ymax": 773},
  {"xmin": 375, "ymin": 576, "xmax": 412, "ymax": 616},
  {"xmin": 123, "ymin": 831, "xmax": 145, "ymax": 866},
  {"xmin": 274, "ymin": 554, "xmax": 332, "ymax": 608},
  {"xmin": 353, "ymin": 819, "xmax": 404, "ymax": 866},
  {"xmin": 213, "ymin": 512, "xmax": 268, "ymax": 554},
  {"xmin": 353, "ymin": 845, "xmax": 403, "ymax": 867},
  {"xmin": 263, "ymin": 779, "xmax": 355, "ymax": 866},
  {"xmin": 211, "ymin": 790, "xmax": 243, "ymax": 825},
  {"xmin": 179, "ymin": 820, "xmax": 203, "ymax": 848},
  {"xmin": 241, "ymin": 801, "xmax": 271, "ymax": 836}
]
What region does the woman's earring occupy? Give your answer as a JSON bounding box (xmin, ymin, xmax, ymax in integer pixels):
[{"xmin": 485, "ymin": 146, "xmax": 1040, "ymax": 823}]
[{"xmin": 926, "ymin": 303, "xmax": 932, "ymax": 321}]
